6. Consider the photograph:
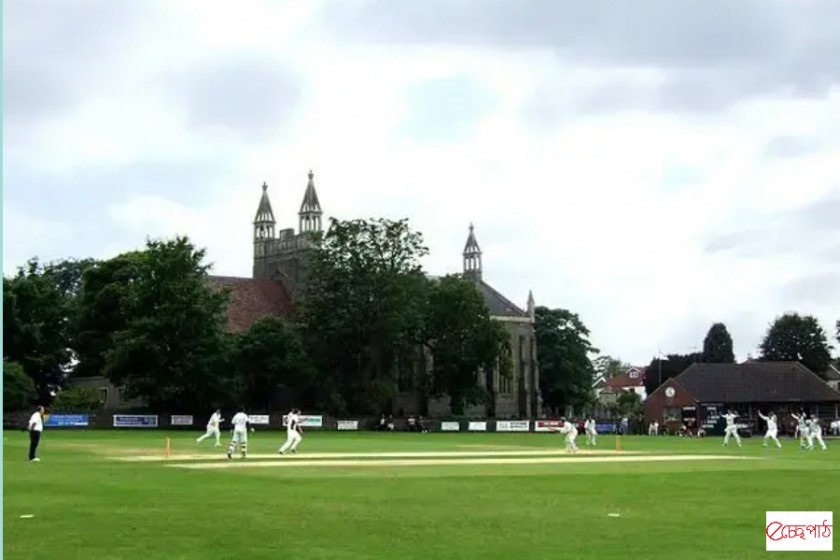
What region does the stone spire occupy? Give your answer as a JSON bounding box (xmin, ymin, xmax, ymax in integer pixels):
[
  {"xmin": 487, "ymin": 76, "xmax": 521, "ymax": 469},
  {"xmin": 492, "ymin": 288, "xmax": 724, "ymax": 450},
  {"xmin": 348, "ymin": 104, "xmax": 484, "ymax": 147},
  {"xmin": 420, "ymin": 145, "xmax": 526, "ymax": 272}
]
[
  {"xmin": 253, "ymin": 181, "xmax": 276, "ymax": 241},
  {"xmin": 527, "ymin": 290, "xmax": 535, "ymax": 322},
  {"xmin": 298, "ymin": 169, "xmax": 323, "ymax": 234},
  {"xmin": 463, "ymin": 223, "xmax": 482, "ymax": 281}
]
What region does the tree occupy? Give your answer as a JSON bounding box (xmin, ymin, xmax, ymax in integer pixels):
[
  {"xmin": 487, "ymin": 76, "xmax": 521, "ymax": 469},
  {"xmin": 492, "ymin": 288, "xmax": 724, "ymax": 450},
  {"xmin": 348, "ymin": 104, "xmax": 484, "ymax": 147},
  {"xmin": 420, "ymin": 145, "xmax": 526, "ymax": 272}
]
[
  {"xmin": 616, "ymin": 390, "xmax": 642, "ymax": 417},
  {"xmin": 51, "ymin": 386, "xmax": 103, "ymax": 412},
  {"xmin": 593, "ymin": 355, "xmax": 631, "ymax": 379},
  {"xmin": 3, "ymin": 360, "xmax": 38, "ymax": 411},
  {"xmin": 74, "ymin": 252, "xmax": 146, "ymax": 379},
  {"xmin": 702, "ymin": 323, "xmax": 735, "ymax": 363},
  {"xmin": 3, "ymin": 258, "xmax": 93, "ymax": 400},
  {"xmin": 423, "ymin": 275, "xmax": 511, "ymax": 416},
  {"xmin": 535, "ymin": 306, "xmax": 598, "ymax": 416},
  {"xmin": 230, "ymin": 316, "xmax": 314, "ymax": 410},
  {"xmin": 298, "ymin": 218, "xmax": 429, "ymax": 415},
  {"xmin": 835, "ymin": 319, "xmax": 839, "ymax": 346},
  {"xmin": 644, "ymin": 352, "xmax": 702, "ymax": 396},
  {"xmin": 759, "ymin": 313, "xmax": 832, "ymax": 378},
  {"xmin": 82, "ymin": 237, "xmax": 231, "ymax": 411}
]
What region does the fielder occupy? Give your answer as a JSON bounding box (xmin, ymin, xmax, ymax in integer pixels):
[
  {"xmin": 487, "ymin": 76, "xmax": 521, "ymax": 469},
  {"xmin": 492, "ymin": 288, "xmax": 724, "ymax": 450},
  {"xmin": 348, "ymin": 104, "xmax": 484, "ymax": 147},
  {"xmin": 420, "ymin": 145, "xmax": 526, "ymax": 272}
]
[
  {"xmin": 584, "ymin": 417, "xmax": 597, "ymax": 446},
  {"xmin": 555, "ymin": 418, "xmax": 578, "ymax": 453},
  {"xmin": 722, "ymin": 410, "xmax": 741, "ymax": 447},
  {"xmin": 806, "ymin": 416, "xmax": 827, "ymax": 451},
  {"xmin": 791, "ymin": 412, "xmax": 810, "ymax": 449},
  {"xmin": 196, "ymin": 409, "xmax": 224, "ymax": 447},
  {"xmin": 757, "ymin": 411, "xmax": 782, "ymax": 448},
  {"xmin": 226, "ymin": 407, "xmax": 254, "ymax": 459},
  {"xmin": 278, "ymin": 408, "xmax": 304, "ymax": 455}
]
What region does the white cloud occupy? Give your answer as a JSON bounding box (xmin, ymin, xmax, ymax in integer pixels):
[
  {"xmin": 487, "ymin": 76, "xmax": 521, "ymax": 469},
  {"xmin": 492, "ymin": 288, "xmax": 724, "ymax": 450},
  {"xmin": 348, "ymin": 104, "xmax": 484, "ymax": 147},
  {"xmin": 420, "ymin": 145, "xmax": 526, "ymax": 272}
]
[{"xmin": 4, "ymin": 0, "xmax": 839, "ymax": 365}]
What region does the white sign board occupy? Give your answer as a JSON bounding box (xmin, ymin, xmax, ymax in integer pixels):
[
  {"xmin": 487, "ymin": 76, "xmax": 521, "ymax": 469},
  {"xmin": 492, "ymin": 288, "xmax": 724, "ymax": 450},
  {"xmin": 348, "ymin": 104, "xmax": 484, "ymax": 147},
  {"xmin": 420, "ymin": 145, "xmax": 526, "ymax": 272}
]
[
  {"xmin": 441, "ymin": 421, "xmax": 460, "ymax": 432},
  {"xmin": 337, "ymin": 420, "xmax": 359, "ymax": 431},
  {"xmin": 496, "ymin": 420, "xmax": 530, "ymax": 432},
  {"xmin": 468, "ymin": 421, "xmax": 487, "ymax": 432}
]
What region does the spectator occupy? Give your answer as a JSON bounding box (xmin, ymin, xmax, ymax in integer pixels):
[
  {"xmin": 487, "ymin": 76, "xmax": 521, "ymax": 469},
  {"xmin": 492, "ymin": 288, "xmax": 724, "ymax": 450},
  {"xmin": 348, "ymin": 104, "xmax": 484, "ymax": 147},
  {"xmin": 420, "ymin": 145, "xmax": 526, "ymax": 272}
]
[
  {"xmin": 387, "ymin": 415, "xmax": 395, "ymax": 432},
  {"xmin": 28, "ymin": 406, "xmax": 45, "ymax": 462}
]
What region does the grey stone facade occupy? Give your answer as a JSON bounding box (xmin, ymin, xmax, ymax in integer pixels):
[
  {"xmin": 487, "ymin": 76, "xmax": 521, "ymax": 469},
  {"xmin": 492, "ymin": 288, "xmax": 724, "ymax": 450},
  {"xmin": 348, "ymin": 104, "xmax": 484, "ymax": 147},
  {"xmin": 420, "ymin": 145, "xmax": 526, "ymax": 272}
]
[{"xmin": 252, "ymin": 172, "xmax": 541, "ymax": 419}]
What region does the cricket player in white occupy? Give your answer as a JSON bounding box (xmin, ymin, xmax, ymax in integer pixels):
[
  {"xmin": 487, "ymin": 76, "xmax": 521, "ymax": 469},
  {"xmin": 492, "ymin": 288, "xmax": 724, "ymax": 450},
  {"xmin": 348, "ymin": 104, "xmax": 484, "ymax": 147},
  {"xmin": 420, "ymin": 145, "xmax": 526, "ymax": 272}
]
[
  {"xmin": 722, "ymin": 410, "xmax": 741, "ymax": 447},
  {"xmin": 555, "ymin": 418, "xmax": 578, "ymax": 453},
  {"xmin": 278, "ymin": 408, "xmax": 304, "ymax": 455},
  {"xmin": 806, "ymin": 416, "xmax": 827, "ymax": 451},
  {"xmin": 584, "ymin": 417, "xmax": 597, "ymax": 446},
  {"xmin": 226, "ymin": 408, "xmax": 254, "ymax": 459},
  {"xmin": 757, "ymin": 411, "xmax": 782, "ymax": 448},
  {"xmin": 791, "ymin": 412, "xmax": 810, "ymax": 449},
  {"xmin": 196, "ymin": 409, "xmax": 224, "ymax": 447}
]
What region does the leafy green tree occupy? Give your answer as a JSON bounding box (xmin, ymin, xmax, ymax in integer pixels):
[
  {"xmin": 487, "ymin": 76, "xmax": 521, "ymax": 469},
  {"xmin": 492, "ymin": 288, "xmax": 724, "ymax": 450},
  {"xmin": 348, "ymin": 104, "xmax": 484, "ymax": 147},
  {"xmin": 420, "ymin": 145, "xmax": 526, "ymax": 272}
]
[
  {"xmin": 423, "ymin": 274, "xmax": 510, "ymax": 416},
  {"xmin": 230, "ymin": 316, "xmax": 314, "ymax": 410},
  {"xmin": 759, "ymin": 313, "xmax": 832, "ymax": 378},
  {"xmin": 3, "ymin": 360, "xmax": 38, "ymax": 411},
  {"xmin": 3, "ymin": 258, "xmax": 93, "ymax": 399},
  {"xmin": 51, "ymin": 386, "xmax": 103, "ymax": 412},
  {"xmin": 74, "ymin": 252, "xmax": 146, "ymax": 379},
  {"xmin": 593, "ymin": 355, "xmax": 631, "ymax": 379},
  {"xmin": 702, "ymin": 322, "xmax": 735, "ymax": 363},
  {"xmin": 535, "ymin": 306, "xmax": 598, "ymax": 415},
  {"xmin": 299, "ymin": 218, "xmax": 429, "ymax": 415},
  {"xmin": 616, "ymin": 390, "xmax": 642, "ymax": 416},
  {"xmin": 644, "ymin": 352, "xmax": 702, "ymax": 396},
  {"xmin": 80, "ymin": 237, "xmax": 231, "ymax": 411}
]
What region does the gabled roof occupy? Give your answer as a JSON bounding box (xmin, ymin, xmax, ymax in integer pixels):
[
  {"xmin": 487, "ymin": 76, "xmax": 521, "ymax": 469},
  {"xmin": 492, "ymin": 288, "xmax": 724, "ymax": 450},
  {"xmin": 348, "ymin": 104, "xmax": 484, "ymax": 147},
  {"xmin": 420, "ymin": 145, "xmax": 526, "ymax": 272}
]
[
  {"xmin": 209, "ymin": 276, "xmax": 292, "ymax": 332},
  {"xmin": 824, "ymin": 363, "xmax": 840, "ymax": 381},
  {"xmin": 673, "ymin": 362, "xmax": 840, "ymax": 403},
  {"xmin": 476, "ymin": 280, "xmax": 528, "ymax": 318},
  {"xmin": 607, "ymin": 367, "xmax": 646, "ymax": 389}
]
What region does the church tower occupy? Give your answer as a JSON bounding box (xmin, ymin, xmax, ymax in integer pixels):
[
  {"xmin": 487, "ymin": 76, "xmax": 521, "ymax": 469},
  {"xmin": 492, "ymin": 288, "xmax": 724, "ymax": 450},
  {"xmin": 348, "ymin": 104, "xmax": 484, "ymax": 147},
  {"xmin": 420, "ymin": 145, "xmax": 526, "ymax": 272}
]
[
  {"xmin": 463, "ymin": 223, "xmax": 482, "ymax": 282},
  {"xmin": 252, "ymin": 171, "xmax": 324, "ymax": 300},
  {"xmin": 298, "ymin": 170, "xmax": 323, "ymax": 234}
]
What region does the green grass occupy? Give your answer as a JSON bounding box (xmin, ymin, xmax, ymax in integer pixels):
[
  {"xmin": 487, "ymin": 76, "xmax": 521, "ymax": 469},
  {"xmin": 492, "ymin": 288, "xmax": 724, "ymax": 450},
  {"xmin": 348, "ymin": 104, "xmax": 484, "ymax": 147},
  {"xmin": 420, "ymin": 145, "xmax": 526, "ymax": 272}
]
[{"xmin": 3, "ymin": 430, "xmax": 837, "ymax": 560}]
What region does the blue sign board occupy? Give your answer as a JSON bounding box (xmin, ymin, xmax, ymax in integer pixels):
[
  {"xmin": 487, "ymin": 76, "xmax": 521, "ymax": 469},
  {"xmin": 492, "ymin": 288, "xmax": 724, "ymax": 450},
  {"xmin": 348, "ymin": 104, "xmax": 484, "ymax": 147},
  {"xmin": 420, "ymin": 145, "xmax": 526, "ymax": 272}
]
[
  {"xmin": 113, "ymin": 414, "xmax": 159, "ymax": 428},
  {"xmin": 45, "ymin": 414, "xmax": 90, "ymax": 427}
]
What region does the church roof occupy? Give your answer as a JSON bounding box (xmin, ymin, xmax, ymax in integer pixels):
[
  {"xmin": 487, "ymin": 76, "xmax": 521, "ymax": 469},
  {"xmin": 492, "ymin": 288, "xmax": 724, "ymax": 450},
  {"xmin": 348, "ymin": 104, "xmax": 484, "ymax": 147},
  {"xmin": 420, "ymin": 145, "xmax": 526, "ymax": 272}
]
[
  {"xmin": 475, "ymin": 280, "xmax": 528, "ymax": 318},
  {"xmin": 299, "ymin": 170, "xmax": 322, "ymax": 214},
  {"xmin": 208, "ymin": 276, "xmax": 292, "ymax": 332}
]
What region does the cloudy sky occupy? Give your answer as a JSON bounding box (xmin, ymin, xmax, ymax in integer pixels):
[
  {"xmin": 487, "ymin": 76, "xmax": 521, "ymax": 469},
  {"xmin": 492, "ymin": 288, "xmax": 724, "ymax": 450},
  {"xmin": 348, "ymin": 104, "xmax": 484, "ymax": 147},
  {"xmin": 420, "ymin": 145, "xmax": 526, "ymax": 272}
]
[{"xmin": 4, "ymin": 0, "xmax": 839, "ymax": 365}]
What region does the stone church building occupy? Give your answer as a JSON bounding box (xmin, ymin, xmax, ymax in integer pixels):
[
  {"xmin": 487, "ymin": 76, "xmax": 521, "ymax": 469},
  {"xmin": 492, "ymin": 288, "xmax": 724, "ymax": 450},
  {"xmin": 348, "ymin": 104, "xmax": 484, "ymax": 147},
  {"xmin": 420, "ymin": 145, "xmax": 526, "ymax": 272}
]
[{"xmin": 211, "ymin": 171, "xmax": 541, "ymax": 418}]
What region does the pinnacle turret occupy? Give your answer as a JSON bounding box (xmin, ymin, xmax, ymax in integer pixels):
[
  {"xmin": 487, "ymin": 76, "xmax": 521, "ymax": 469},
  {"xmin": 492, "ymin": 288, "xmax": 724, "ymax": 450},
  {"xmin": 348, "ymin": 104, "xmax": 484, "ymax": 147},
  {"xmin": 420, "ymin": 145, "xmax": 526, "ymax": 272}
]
[
  {"xmin": 299, "ymin": 170, "xmax": 323, "ymax": 233},
  {"xmin": 463, "ymin": 223, "xmax": 482, "ymax": 281},
  {"xmin": 254, "ymin": 181, "xmax": 276, "ymax": 240}
]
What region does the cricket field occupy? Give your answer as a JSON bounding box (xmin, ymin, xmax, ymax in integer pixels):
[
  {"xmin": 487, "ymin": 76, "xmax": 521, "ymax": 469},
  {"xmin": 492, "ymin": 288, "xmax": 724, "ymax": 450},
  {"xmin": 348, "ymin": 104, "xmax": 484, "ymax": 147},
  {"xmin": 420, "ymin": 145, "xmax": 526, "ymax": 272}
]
[{"xmin": 3, "ymin": 430, "xmax": 836, "ymax": 559}]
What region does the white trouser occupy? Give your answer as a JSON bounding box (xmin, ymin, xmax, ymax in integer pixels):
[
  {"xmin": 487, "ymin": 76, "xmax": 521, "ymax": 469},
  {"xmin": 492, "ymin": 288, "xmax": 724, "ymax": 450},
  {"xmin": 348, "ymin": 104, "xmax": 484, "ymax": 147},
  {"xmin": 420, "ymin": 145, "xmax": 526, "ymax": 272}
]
[
  {"xmin": 280, "ymin": 431, "xmax": 302, "ymax": 453},
  {"xmin": 197, "ymin": 427, "xmax": 221, "ymax": 444},
  {"xmin": 586, "ymin": 430, "xmax": 597, "ymax": 444},
  {"xmin": 763, "ymin": 429, "xmax": 781, "ymax": 447},
  {"xmin": 810, "ymin": 430, "xmax": 826, "ymax": 450},
  {"xmin": 231, "ymin": 431, "xmax": 248, "ymax": 445},
  {"xmin": 565, "ymin": 433, "xmax": 578, "ymax": 451},
  {"xmin": 723, "ymin": 427, "xmax": 741, "ymax": 445}
]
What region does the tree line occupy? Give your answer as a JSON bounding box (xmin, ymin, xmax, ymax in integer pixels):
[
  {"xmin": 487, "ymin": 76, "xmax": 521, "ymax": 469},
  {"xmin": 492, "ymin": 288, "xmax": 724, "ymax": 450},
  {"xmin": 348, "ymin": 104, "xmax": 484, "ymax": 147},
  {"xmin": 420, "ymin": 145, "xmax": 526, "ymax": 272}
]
[
  {"xmin": 2, "ymin": 217, "xmax": 597, "ymax": 417},
  {"xmin": 5, "ymin": 215, "xmax": 836, "ymax": 417}
]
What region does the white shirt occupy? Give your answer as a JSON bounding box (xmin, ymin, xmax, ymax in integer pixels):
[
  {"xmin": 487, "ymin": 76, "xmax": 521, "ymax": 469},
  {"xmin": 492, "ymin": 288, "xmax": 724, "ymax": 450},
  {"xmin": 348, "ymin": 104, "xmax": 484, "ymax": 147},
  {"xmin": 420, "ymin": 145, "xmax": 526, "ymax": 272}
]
[
  {"xmin": 723, "ymin": 413, "xmax": 737, "ymax": 427},
  {"xmin": 287, "ymin": 413, "xmax": 300, "ymax": 434},
  {"xmin": 808, "ymin": 419, "xmax": 820, "ymax": 435},
  {"xmin": 29, "ymin": 411, "xmax": 43, "ymax": 432},
  {"xmin": 231, "ymin": 412, "xmax": 249, "ymax": 433},
  {"xmin": 585, "ymin": 420, "xmax": 596, "ymax": 433},
  {"xmin": 207, "ymin": 412, "xmax": 221, "ymax": 429},
  {"xmin": 560, "ymin": 421, "xmax": 577, "ymax": 436},
  {"xmin": 765, "ymin": 415, "xmax": 777, "ymax": 431}
]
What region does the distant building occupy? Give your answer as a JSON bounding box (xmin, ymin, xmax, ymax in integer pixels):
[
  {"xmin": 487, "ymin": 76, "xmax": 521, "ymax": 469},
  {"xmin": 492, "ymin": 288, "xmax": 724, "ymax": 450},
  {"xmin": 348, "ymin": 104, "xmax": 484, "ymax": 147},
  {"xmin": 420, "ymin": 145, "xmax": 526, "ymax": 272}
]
[
  {"xmin": 213, "ymin": 171, "xmax": 541, "ymax": 418},
  {"xmin": 643, "ymin": 361, "xmax": 840, "ymax": 435},
  {"xmin": 70, "ymin": 376, "xmax": 144, "ymax": 410},
  {"xmin": 824, "ymin": 363, "xmax": 840, "ymax": 392},
  {"xmin": 604, "ymin": 367, "xmax": 647, "ymax": 400}
]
